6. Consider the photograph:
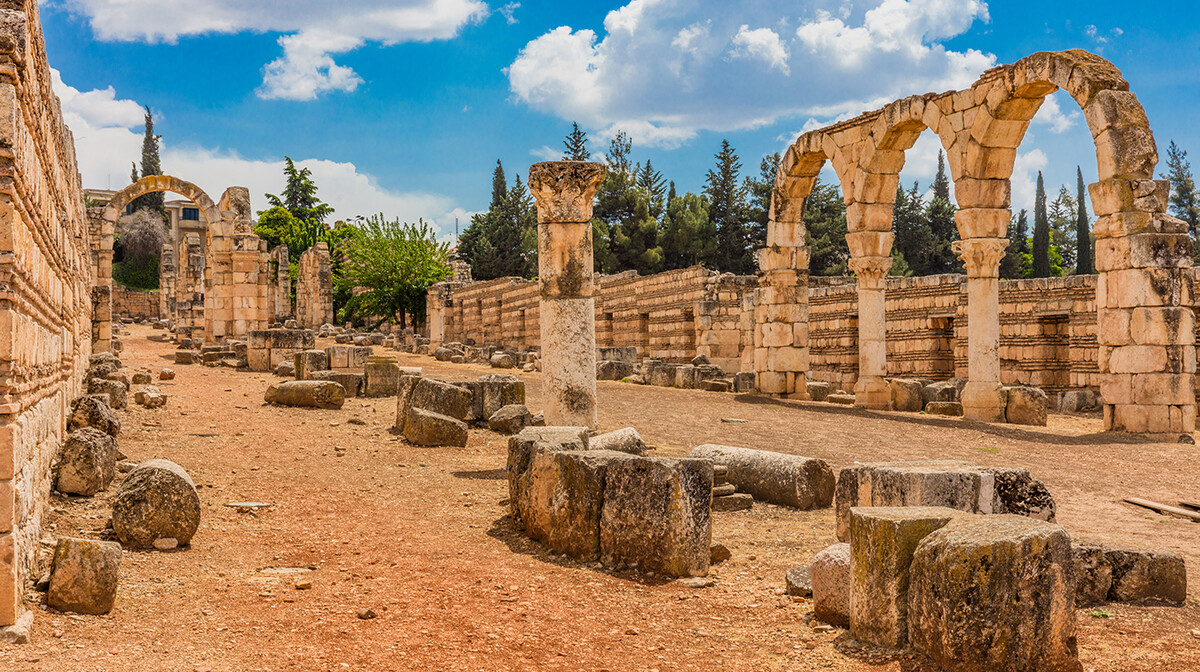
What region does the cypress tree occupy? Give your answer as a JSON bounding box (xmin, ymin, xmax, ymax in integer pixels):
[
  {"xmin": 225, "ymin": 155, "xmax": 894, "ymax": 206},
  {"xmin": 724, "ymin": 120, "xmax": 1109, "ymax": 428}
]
[
  {"xmin": 1075, "ymin": 167, "xmax": 1094, "ymax": 274},
  {"xmin": 925, "ymin": 152, "xmax": 960, "ymax": 273},
  {"xmin": 131, "ymin": 106, "xmax": 166, "ymax": 219},
  {"xmin": 1032, "ymin": 172, "xmax": 1051, "ymax": 278},
  {"xmin": 1000, "ymin": 209, "xmax": 1029, "ymax": 279},
  {"xmin": 667, "ymin": 180, "xmax": 677, "ymax": 204},
  {"xmin": 490, "ymin": 160, "xmax": 507, "ymax": 210},
  {"xmin": 892, "ymin": 181, "xmax": 934, "ymax": 275},
  {"xmin": 704, "ymin": 140, "xmax": 751, "ymax": 273},
  {"xmin": 932, "ymin": 151, "xmax": 951, "ymax": 202},
  {"xmin": 562, "ymin": 122, "xmax": 591, "ymax": 161}
]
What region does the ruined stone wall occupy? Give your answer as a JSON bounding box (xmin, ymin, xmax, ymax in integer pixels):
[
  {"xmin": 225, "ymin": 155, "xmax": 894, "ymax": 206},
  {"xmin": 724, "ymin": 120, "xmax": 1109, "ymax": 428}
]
[
  {"xmin": 176, "ymin": 233, "xmax": 205, "ymax": 339},
  {"xmin": 0, "ymin": 0, "xmax": 94, "ymax": 627},
  {"xmin": 296, "ymin": 242, "xmax": 332, "ymax": 329},
  {"xmin": 158, "ymin": 241, "xmax": 176, "ymax": 321},
  {"xmin": 111, "ymin": 285, "xmax": 161, "ymax": 320},
  {"xmin": 270, "ymin": 245, "xmax": 291, "ymax": 324}
]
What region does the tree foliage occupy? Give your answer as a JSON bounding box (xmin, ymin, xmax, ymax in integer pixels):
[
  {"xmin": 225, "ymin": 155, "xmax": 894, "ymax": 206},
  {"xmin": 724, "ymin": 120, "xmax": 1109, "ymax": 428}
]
[
  {"xmin": 130, "ymin": 106, "xmax": 166, "ymax": 220},
  {"xmin": 1162, "ymin": 140, "xmax": 1200, "ymax": 260},
  {"xmin": 113, "ymin": 209, "xmax": 166, "ymax": 290},
  {"xmin": 804, "ymin": 177, "xmax": 849, "ymax": 276},
  {"xmin": 334, "ymin": 215, "xmax": 452, "ymax": 329},
  {"xmin": 253, "ymin": 206, "xmax": 348, "ymax": 264},
  {"xmin": 562, "ymin": 122, "xmax": 591, "ymax": 161},
  {"xmin": 1000, "ymin": 209, "xmax": 1030, "ymax": 279},
  {"xmin": 457, "ymin": 162, "xmax": 537, "ymax": 280},
  {"xmin": 266, "ymin": 157, "xmax": 334, "ymax": 225},
  {"xmin": 659, "ymin": 193, "xmax": 715, "ymax": 268},
  {"xmin": 1032, "ymin": 172, "xmax": 1052, "ymax": 277},
  {"xmin": 1075, "ymin": 167, "xmax": 1094, "ymax": 275}
]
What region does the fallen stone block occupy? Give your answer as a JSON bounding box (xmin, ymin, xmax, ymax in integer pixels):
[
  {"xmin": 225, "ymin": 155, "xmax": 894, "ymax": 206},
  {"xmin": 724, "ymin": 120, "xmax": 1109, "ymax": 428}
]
[
  {"xmin": 294, "ymin": 350, "xmax": 330, "ymax": 380},
  {"xmin": 925, "ymin": 401, "xmax": 963, "ymax": 416},
  {"xmin": 827, "ymin": 393, "xmax": 855, "ymax": 405},
  {"xmin": 834, "ymin": 460, "xmax": 1057, "ymax": 542},
  {"xmin": 274, "ymin": 360, "xmax": 295, "ymax": 377},
  {"xmin": 55, "ymin": 428, "xmax": 119, "ymax": 496},
  {"xmin": 849, "ymin": 506, "xmax": 966, "ymax": 648},
  {"xmin": 522, "ymin": 449, "xmax": 625, "ymax": 561},
  {"xmin": 133, "ymin": 386, "xmax": 167, "ymax": 408},
  {"xmin": 507, "ymin": 426, "xmax": 592, "ymax": 524},
  {"xmin": 922, "ymin": 380, "xmax": 960, "ymax": 405},
  {"xmin": 488, "ymin": 404, "xmax": 534, "ymax": 435},
  {"xmin": 490, "ymin": 352, "xmax": 515, "ymax": 369},
  {"xmin": 689, "ymin": 444, "xmax": 834, "ymax": 510},
  {"xmin": 47, "ymin": 538, "xmax": 122, "ymax": 615},
  {"xmin": 599, "ymin": 456, "xmax": 712, "ymax": 576},
  {"xmin": 68, "ymin": 395, "xmax": 121, "ymax": 437},
  {"xmin": 131, "ymin": 371, "xmax": 151, "ymax": 385},
  {"xmin": 597, "ymin": 360, "xmax": 637, "ymax": 381},
  {"xmin": 433, "ymin": 346, "xmax": 455, "ymax": 361},
  {"xmin": 711, "ymin": 492, "xmax": 753, "ymax": 511},
  {"xmin": 890, "ymin": 378, "xmax": 924, "ymax": 412},
  {"xmin": 312, "ymin": 371, "xmax": 363, "ymax": 397},
  {"xmin": 648, "ymin": 364, "xmax": 678, "ymax": 387},
  {"xmin": 675, "ymin": 364, "xmax": 702, "ymax": 389},
  {"xmin": 807, "ymin": 381, "xmax": 832, "ymax": 402},
  {"xmin": 112, "ymin": 459, "xmax": 202, "ymax": 549},
  {"xmin": 908, "ymin": 515, "xmax": 1082, "ymax": 672},
  {"xmin": 597, "ymin": 346, "xmax": 638, "ymax": 364},
  {"xmin": 703, "ymin": 379, "xmax": 732, "ymax": 393},
  {"xmin": 590, "ymin": 427, "xmax": 647, "ymax": 455},
  {"xmin": 410, "ymin": 377, "xmax": 472, "ymax": 420},
  {"xmin": 733, "ymin": 372, "xmax": 755, "ymax": 393},
  {"xmin": 1005, "ymin": 385, "xmax": 1048, "ymax": 426},
  {"xmin": 264, "ymin": 381, "xmax": 346, "ymax": 409},
  {"xmin": 478, "ymin": 374, "xmax": 526, "ymax": 419},
  {"xmin": 785, "ymin": 565, "xmax": 812, "ymax": 597},
  {"xmin": 1073, "ymin": 535, "xmax": 1186, "ymax": 606},
  {"xmin": 363, "ymin": 355, "xmax": 402, "ymax": 396},
  {"xmin": 88, "ymin": 378, "xmax": 127, "ymax": 410},
  {"xmin": 812, "ymin": 542, "xmax": 851, "ymax": 627},
  {"xmin": 1060, "ymin": 389, "xmax": 1099, "ymax": 413},
  {"xmin": 158, "ymin": 368, "xmax": 175, "ymax": 381},
  {"xmin": 393, "ymin": 375, "xmax": 422, "ymax": 431},
  {"xmin": 404, "ymin": 407, "xmax": 468, "ymax": 447},
  {"xmin": 174, "ymin": 350, "xmax": 198, "ymax": 365}
]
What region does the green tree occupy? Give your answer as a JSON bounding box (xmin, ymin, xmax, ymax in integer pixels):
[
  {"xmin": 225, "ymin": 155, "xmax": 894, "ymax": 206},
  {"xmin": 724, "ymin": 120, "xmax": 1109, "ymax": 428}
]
[
  {"xmin": 1048, "ymin": 184, "xmax": 1077, "ymax": 271},
  {"xmin": 490, "ymin": 160, "xmax": 507, "ymax": 209},
  {"xmin": 892, "ymin": 182, "xmax": 935, "ymax": 275},
  {"xmin": 889, "ymin": 248, "xmax": 913, "ymax": 277},
  {"xmin": 457, "ymin": 164, "xmax": 537, "ymax": 280},
  {"xmin": 636, "ymin": 160, "xmax": 667, "ymax": 218},
  {"xmin": 704, "ymin": 140, "xmax": 752, "ymax": 274},
  {"xmin": 926, "ymin": 152, "xmax": 960, "ymax": 273},
  {"xmin": 1075, "ymin": 167, "xmax": 1094, "ymax": 274},
  {"xmin": 609, "ymin": 197, "xmax": 663, "ymax": 274},
  {"xmin": 804, "ymin": 177, "xmax": 849, "ymax": 275},
  {"xmin": 130, "ymin": 106, "xmax": 166, "ymax": 220},
  {"xmin": 112, "ymin": 209, "xmax": 166, "ymax": 290},
  {"xmin": 1032, "ymin": 172, "xmax": 1052, "ymax": 278},
  {"xmin": 743, "ymin": 152, "xmax": 780, "ymax": 261},
  {"xmin": 1000, "ymin": 209, "xmax": 1030, "ymax": 279},
  {"xmin": 562, "ymin": 122, "xmax": 591, "ymax": 161},
  {"xmin": 1161, "ymin": 141, "xmax": 1200, "ymax": 260},
  {"xmin": 334, "ymin": 215, "xmax": 452, "ymax": 329},
  {"xmin": 265, "ymin": 157, "xmax": 334, "ymax": 225},
  {"xmin": 592, "ymin": 131, "xmax": 654, "ymax": 273},
  {"xmin": 660, "ymin": 193, "xmax": 716, "ymax": 269}
]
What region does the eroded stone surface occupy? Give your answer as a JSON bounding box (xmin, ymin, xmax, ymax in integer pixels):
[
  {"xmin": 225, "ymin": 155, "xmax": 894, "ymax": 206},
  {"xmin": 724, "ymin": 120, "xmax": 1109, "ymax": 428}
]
[
  {"xmin": 112, "ymin": 459, "xmax": 202, "ymax": 549},
  {"xmin": 55, "ymin": 428, "xmax": 119, "ymax": 496},
  {"xmin": 264, "ymin": 381, "xmax": 346, "ymax": 409},
  {"xmin": 812, "ymin": 543, "xmax": 851, "ymax": 627},
  {"xmin": 689, "ymin": 444, "xmax": 834, "ymax": 510},
  {"xmin": 47, "ymin": 538, "xmax": 122, "ymax": 615}
]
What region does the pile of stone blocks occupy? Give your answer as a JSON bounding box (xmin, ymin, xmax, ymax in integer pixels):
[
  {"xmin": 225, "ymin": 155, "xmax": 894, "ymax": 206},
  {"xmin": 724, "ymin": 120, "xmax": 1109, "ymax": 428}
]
[
  {"xmin": 395, "ymin": 373, "xmax": 527, "ymax": 447},
  {"xmin": 507, "ymin": 427, "xmax": 713, "ymax": 577},
  {"xmin": 596, "ymin": 346, "xmax": 638, "ymax": 381},
  {"xmin": 833, "ymin": 460, "xmax": 1056, "ymax": 541},
  {"xmin": 247, "ymin": 329, "xmax": 317, "ymax": 371},
  {"xmin": 637, "ymin": 356, "xmax": 742, "ymax": 393}
]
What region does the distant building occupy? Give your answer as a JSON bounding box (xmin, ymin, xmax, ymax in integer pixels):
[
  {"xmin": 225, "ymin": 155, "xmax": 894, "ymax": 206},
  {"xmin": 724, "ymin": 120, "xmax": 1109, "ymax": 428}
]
[{"xmin": 84, "ymin": 187, "xmax": 209, "ymax": 255}]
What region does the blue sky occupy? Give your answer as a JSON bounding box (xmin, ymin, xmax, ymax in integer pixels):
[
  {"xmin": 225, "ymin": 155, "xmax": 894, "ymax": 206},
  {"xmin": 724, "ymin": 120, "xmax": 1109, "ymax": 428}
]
[{"xmin": 43, "ymin": 1, "xmax": 1200, "ymax": 240}]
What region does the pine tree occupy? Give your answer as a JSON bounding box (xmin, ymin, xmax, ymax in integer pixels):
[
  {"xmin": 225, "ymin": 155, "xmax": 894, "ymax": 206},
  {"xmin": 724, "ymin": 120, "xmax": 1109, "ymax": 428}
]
[
  {"xmin": 926, "ymin": 152, "xmax": 960, "ymax": 273},
  {"xmin": 130, "ymin": 106, "xmax": 166, "ymax": 219},
  {"xmin": 1032, "ymin": 172, "xmax": 1051, "ymax": 278},
  {"xmin": 636, "ymin": 160, "xmax": 667, "ymax": 218},
  {"xmin": 660, "ymin": 193, "xmax": 716, "ymax": 269},
  {"xmin": 667, "ymin": 181, "xmax": 677, "ymax": 204},
  {"xmin": 1161, "ymin": 141, "xmax": 1200, "ymax": 255},
  {"xmin": 457, "ymin": 164, "xmax": 537, "ymax": 280},
  {"xmin": 264, "ymin": 157, "xmax": 334, "ymax": 225},
  {"xmin": 490, "ymin": 160, "xmax": 507, "ymax": 210},
  {"xmin": 743, "ymin": 153, "xmax": 780, "ymax": 262},
  {"xmin": 704, "ymin": 140, "xmax": 751, "ymax": 273},
  {"xmin": 1075, "ymin": 167, "xmax": 1094, "ymax": 275},
  {"xmin": 1000, "ymin": 209, "xmax": 1029, "ymax": 279},
  {"xmin": 892, "ymin": 182, "xmax": 935, "ymax": 275},
  {"xmin": 562, "ymin": 122, "xmax": 591, "ymax": 161},
  {"xmin": 804, "ymin": 177, "xmax": 849, "ymax": 275}
]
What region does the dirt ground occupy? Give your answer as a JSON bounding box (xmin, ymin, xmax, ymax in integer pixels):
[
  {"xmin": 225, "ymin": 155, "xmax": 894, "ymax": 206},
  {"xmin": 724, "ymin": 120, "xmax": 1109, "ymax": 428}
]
[{"xmin": 1, "ymin": 324, "xmax": 1197, "ymax": 671}]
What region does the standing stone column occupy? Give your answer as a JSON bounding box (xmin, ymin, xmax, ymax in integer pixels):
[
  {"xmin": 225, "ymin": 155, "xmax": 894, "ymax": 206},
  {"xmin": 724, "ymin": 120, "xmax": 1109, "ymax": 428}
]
[
  {"xmin": 848, "ymin": 255, "xmax": 892, "ymax": 409},
  {"xmin": 528, "ymin": 161, "xmax": 606, "ymax": 428},
  {"xmin": 754, "ymin": 194, "xmax": 811, "ymax": 399},
  {"xmin": 952, "ymin": 238, "xmax": 1009, "ymax": 422}
]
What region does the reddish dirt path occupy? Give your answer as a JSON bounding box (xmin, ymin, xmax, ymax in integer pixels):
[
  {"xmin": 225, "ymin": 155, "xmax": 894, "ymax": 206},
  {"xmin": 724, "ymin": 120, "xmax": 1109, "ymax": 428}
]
[{"xmin": 1, "ymin": 325, "xmax": 1196, "ymax": 671}]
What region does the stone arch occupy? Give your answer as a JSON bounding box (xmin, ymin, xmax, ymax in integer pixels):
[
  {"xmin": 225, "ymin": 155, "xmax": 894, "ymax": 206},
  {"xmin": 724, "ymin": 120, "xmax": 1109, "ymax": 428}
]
[{"xmin": 101, "ymin": 174, "xmax": 221, "ymax": 227}]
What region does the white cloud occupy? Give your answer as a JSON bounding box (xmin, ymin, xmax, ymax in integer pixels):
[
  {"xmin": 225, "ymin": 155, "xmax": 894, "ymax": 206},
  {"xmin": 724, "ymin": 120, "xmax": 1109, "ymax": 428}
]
[
  {"xmin": 529, "ymin": 145, "xmax": 561, "ymax": 161},
  {"xmin": 58, "ymin": 0, "xmax": 489, "ymax": 100},
  {"xmin": 1011, "ymin": 148, "xmax": 1049, "ymax": 215},
  {"xmin": 54, "ymin": 70, "xmax": 467, "ymax": 238},
  {"xmin": 507, "ymin": 0, "xmax": 995, "ymax": 147},
  {"xmin": 499, "ymin": 2, "xmax": 520, "ymax": 25},
  {"xmin": 1030, "ymin": 95, "xmax": 1078, "ymax": 134},
  {"xmin": 728, "ymin": 25, "xmax": 790, "ymax": 75}
]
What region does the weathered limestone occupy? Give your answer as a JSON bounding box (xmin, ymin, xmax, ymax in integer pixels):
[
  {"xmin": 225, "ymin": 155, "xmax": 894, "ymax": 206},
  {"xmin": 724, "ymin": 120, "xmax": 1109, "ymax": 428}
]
[
  {"xmin": 848, "ymin": 251, "xmax": 892, "ymax": 409},
  {"xmin": 834, "ymin": 460, "xmax": 1056, "ymax": 541},
  {"xmin": 478, "ymin": 374, "xmax": 526, "ymax": 419},
  {"xmin": 1072, "ymin": 534, "xmax": 1187, "ymax": 606},
  {"xmin": 1005, "ymin": 385, "xmax": 1048, "ymax": 425},
  {"xmin": 47, "ymin": 538, "xmax": 122, "ymax": 615},
  {"xmin": 325, "ymin": 344, "xmax": 373, "ymax": 370},
  {"xmin": 294, "ymin": 350, "xmax": 330, "ymax": 380},
  {"xmin": 590, "ymin": 427, "xmax": 647, "ymax": 455},
  {"xmin": 363, "ymin": 355, "xmax": 402, "ymax": 397},
  {"xmin": 296, "ymin": 242, "xmax": 333, "ymax": 329},
  {"xmin": 507, "ymin": 426, "xmax": 592, "ymax": 526},
  {"xmin": 522, "ymin": 448, "xmax": 621, "ymax": 561},
  {"xmin": 954, "ymin": 238, "xmax": 1010, "ymax": 422},
  {"xmin": 849, "ymin": 506, "xmax": 965, "ymax": 648},
  {"xmin": 408, "ymin": 378, "xmax": 472, "ymax": 421},
  {"xmin": 312, "ymin": 370, "xmax": 363, "ymax": 397},
  {"xmin": 133, "ymin": 386, "xmax": 167, "ymax": 408},
  {"xmin": 55, "ymin": 429, "xmax": 119, "ymax": 496},
  {"xmin": 689, "ymin": 445, "xmax": 834, "ymax": 509},
  {"xmin": 88, "ymin": 378, "xmax": 127, "ymax": 410},
  {"xmin": 404, "ymin": 408, "xmax": 469, "ymax": 447},
  {"xmin": 528, "ymin": 161, "xmax": 607, "ymax": 428},
  {"xmin": 67, "ymin": 396, "xmax": 121, "ymax": 437},
  {"xmin": 811, "ymin": 542, "xmax": 851, "ymax": 627},
  {"xmin": 907, "ymin": 516, "xmax": 1082, "ymax": 672},
  {"xmin": 247, "ymin": 328, "xmax": 317, "ymax": 371},
  {"xmin": 111, "ymin": 460, "xmax": 202, "ymax": 549},
  {"xmin": 487, "ymin": 405, "xmax": 534, "ymax": 435},
  {"xmin": 264, "ymin": 381, "xmax": 346, "ymax": 409}
]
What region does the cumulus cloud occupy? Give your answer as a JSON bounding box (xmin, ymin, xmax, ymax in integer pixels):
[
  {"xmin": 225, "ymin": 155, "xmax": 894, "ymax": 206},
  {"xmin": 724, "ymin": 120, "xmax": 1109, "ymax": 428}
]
[
  {"xmin": 57, "ymin": 0, "xmax": 489, "ymax": 100},
  {"xmin": 1011, "ymin": 148, "xmax": 1049, "ymax": 215},
  {"xmin": 54, "ymin": 70, "xmax": 468, "ymax": 238},
  {"xmin": 507, "ymin": 0, "xmax": 995, "ymax": 147},
  {"xmin": 1030, "ymin": 95, "xmax": 1079, "ymax": 134}
]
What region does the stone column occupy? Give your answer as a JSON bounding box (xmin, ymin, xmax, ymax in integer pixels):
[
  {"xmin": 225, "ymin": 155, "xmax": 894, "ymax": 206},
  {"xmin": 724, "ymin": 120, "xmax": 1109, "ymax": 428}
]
[
  {"xmin": 754, "ymin": 193, "xmax": 811, "ymax": 399},
  {"xmin": 952, "ymin": 238, "xmax": 1008, "ymax": 422},
  {"xmin": 528, "ymin": 161, "xmax": 607, "ymax": 428},
  {"xmin": 848, "ymin": 255, "xmax": 892, "ymax": 409}
]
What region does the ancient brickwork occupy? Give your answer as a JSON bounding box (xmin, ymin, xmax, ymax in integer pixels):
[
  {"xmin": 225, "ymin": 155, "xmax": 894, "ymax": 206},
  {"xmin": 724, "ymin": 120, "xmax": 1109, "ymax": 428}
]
[
  {"xmin": 204, "ymin": 187, "xmax": 270, "ymax": 341},
  {"xmin": 111, "ymin": 286, "xmax": 161, "ymax": 320},
  {"xmin": 176, "ymin": 233, "xmax": 205, "ymax": 339},
  {"xmin": 296, "ymin": 242, "xmax": 332, "ymax": 329},
  {"xmin": 0, "ymin": 0, "xmax": 94, "ymax": 627},
  {"xmin": 270, "ymin": 244, "xmax": 291, "ymax": 324},
  {"xmin": 764, "ymin": 49, "xmax": 1192, "ymax": 434},
  {"xmin": 158, "ymin": 241, "xmax": 176, "ymax": 320}
]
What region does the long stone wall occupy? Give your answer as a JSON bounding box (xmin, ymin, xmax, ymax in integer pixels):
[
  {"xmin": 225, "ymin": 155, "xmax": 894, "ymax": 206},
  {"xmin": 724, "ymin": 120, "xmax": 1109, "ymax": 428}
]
[
  {"xmin": 0, "ymin": 1, "xmax": 94, "ymax": 627},
  {"xmin": 111, "ymin": 285, "xmax": 161, "ymax": 320}
]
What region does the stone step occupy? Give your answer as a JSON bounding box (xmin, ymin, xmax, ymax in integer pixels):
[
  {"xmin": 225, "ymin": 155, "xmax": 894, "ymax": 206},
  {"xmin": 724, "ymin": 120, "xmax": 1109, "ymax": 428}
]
[{"xmin": 712, "ymin": 483, "xmax": 737, "ymax": 497}]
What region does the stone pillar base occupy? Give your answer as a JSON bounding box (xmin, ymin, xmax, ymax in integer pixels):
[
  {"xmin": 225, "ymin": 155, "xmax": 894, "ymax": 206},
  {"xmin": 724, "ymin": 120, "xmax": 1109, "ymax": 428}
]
[
  {"xmin": 854, "ymin": 375, "xmax": 891, "ymax": 410},
  {"xmin": 962, "ymin": 381, "xmax": 1006, "ymax": 423}
]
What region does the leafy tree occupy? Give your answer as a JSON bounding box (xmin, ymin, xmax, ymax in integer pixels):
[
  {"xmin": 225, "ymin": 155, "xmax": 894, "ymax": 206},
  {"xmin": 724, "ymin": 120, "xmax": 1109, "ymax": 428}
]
[
  {"xmin": 457, "ymin": 164, "xmax": 537, "ymax": 280},
  {"xmin": 704, "ymin": 140, "xmax": 752, "ymax": 274},
  {"xmin": 892, "ymin": 182, "xmax": 935, "ymax": 275},
  {"xmin": 253, "ymin": 205, "xmax": 347, "ymax": 264},
  {"xmin": 112, "ymin": 209, "xmax": 167, "ymax": 290},
  {"xmin": 743, "ymin": 152, "xmax": 780, "ymax": 261},
  {"xmin": 926, "ymin": 152, "xmax": 960, "ymax": 273},
  {"xmin": 562, "ymin": 122, "xmax": 591, "ymax": 161},
  {"xmin": 592, "ymin": 131, "xmax": 657, "ymax": 273},
  {"xmin": 804, "ymin": 177, "xmax": 849, "ymax": 275},
  {"xmin": 1161, "ymin": 140, "xmax": 1200, "ymax": 260},
  {"xmin": 591, "ymin": 219, "xmax": 619, "ymax": 274},
  {"xmin": 265, "ymin": 157, "xmax": 334, "ymax": 225},
  {"xmin": 1000, "ymin": 209, "xmax": 1029, "ymax": 279},
  {"xmin": 660, "ymin": 193, "xmax": 716, "ymax": 269},
  {"xmin": 334, "ymin": 215, "xmax": 452, "ymax": 329},
  {"xmin": 1048, "ymin": 184, "xmax": 1077, "ymax": 270},
  {"xmin": 609, "ymin": 197, "xmax": 663, "ymax": 274},
  {"xmin": 889, "ymin": 249, "xmax": 913, "ymax": 277},
  {"xmin": 130, "ymin": 106, "xmax": 166, "ymax": 220},
  {"xmin": 1075, "ymin": 167, "xmax": 1094, "ymax": 274},
  {"xmin": 1032, "ymin": 172, "xmax": 1052, "ymax": 277}
]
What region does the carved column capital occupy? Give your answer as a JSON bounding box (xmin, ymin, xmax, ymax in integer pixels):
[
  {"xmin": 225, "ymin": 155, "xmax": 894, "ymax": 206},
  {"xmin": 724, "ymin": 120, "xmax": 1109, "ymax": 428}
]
[
  {"xmin": 528, "ymin": 161, "xmax": 607, "ymax": 223},
  {"xmin": 848, "ymin": 255, "xmax": 892, "ymax": 290},
  {"xmin": 952, "ymin": 237, "xmax": 1008, "ymax": 278}
]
